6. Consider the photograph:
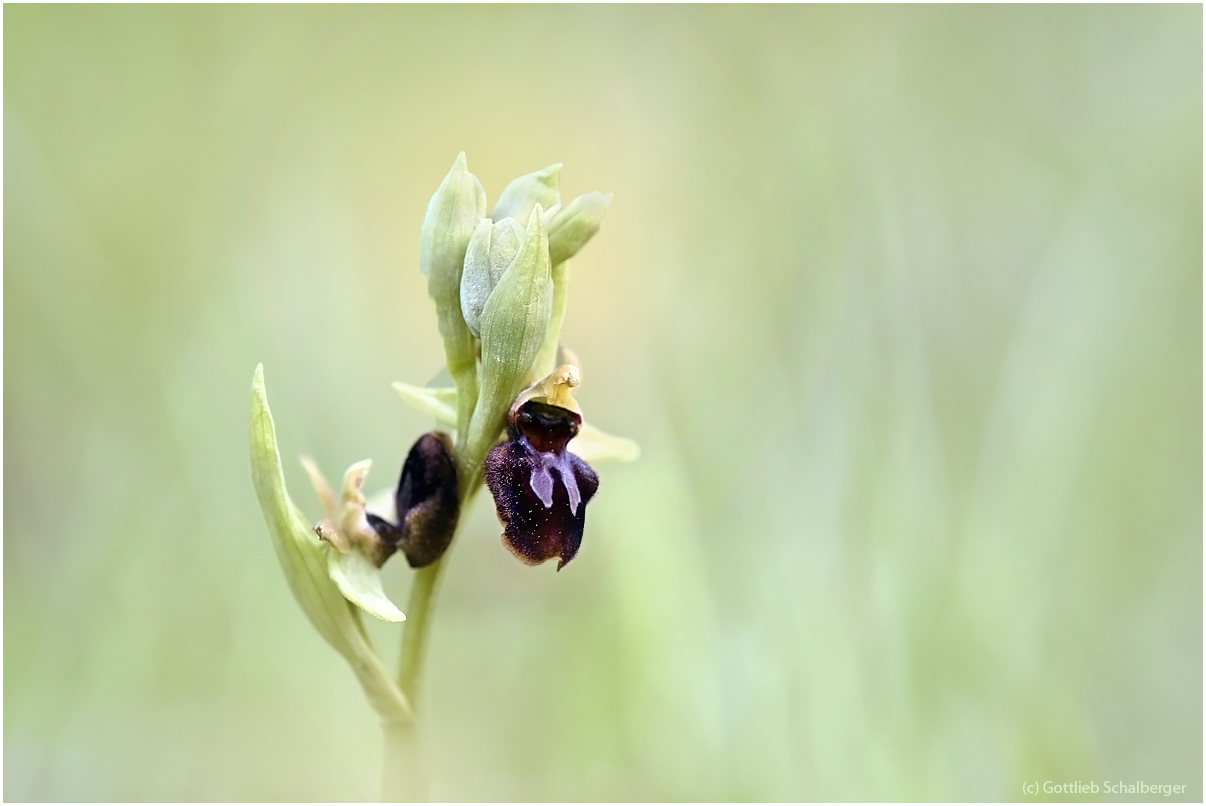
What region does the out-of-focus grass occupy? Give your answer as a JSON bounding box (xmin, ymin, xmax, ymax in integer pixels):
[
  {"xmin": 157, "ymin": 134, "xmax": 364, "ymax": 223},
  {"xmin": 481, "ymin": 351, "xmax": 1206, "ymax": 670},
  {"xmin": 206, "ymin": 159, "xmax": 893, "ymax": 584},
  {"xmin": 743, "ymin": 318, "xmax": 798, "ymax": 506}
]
[{"xmin": 4, "ymin": 5, "xmax": 1200, "ymax": 801}]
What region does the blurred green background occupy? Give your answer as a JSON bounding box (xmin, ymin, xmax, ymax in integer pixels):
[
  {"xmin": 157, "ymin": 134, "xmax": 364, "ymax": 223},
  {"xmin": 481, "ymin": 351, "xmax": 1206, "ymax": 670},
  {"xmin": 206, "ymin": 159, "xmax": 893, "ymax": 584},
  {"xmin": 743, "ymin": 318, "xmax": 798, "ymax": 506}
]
[{"xmin": 5, "ymin": 5, "xmax": 1201, "ymax": 802}]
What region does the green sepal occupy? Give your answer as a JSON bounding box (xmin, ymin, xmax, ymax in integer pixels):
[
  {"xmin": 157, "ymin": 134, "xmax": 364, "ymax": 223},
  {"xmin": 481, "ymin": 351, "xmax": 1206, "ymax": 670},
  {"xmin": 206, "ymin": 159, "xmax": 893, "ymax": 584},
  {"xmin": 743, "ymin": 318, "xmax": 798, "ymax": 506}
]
[
  {"xmin": 492, "ymin": 163, "xmax": 562, "ymax": 224},
  {"xmin": 545, "ymin": 191, "xmax": 612, "ymax": 265},
  {"xmin": 569, "ymin": 422, "xmax": 641, "ymax": 464},
  {"xmin": 393, "ymin": 382, "xmax": 457, "ymax": 426},
  {"xmin": 249, "ymin": 365, "xmax": 410, "ymax": 723},
  {"xmin": 465, "ymin": 206, "xmax": 553, "ymax": 469},
  {"xmin": 327, "ymin": 548, "xmax": 406, "ymax": 623}
]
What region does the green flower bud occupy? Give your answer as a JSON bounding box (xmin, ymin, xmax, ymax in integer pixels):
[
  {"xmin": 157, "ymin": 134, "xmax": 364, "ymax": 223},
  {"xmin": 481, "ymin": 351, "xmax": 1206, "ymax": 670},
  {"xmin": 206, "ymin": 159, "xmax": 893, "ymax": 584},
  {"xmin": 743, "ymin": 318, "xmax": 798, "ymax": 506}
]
[
  {"xmin": 249, "ymin": 365, "xmax": 410, "ymax": 723},
  {"xmin": 492, "ymin": 163, "xmax": 562, "ymax": 224},
  {"xmin": 460, "ymin": 217, "xmax": 525, "ymax": 338},
  {"xmin": 472, "ymin": 174, "xmax": 487, "ymax": 219},
  {"xmin": 464, "ymin": 205, "xmax": 553, "ymax": 473},
  {"xmin": 545, "ymin": 191, "xmax": 612, "ymax": 265},
  {"xmin": 420, "ymin": 152, "xmax": 483, "ymax": 438}
]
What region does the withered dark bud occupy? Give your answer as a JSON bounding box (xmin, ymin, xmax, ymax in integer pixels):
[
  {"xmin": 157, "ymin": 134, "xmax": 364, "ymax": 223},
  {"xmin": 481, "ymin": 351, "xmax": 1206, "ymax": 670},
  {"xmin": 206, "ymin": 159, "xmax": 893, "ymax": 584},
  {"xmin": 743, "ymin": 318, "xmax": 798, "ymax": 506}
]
[
  {"xmin": 484, "ymin": 401, "xmax": 599, "ymax": 570},
  {"xmin": 367, "ymin": 431, "xmax": 460, "ymax": 568}
]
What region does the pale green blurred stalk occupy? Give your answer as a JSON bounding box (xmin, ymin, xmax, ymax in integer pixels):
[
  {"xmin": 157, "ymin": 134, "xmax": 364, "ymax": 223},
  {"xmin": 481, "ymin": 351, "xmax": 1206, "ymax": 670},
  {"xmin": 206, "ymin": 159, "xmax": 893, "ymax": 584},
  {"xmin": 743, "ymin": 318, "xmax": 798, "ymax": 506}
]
[{"xmin": 384, "ymin": 437, "xmax": 488, "ymax": 801}]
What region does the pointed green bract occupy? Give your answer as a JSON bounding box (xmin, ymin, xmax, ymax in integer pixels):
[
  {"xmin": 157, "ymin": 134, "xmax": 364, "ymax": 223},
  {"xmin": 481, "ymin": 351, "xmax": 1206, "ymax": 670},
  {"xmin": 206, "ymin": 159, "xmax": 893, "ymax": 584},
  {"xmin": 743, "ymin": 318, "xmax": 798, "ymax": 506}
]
[
  {"xmin": 492, "ymin": 163, "xmax": 562, "ymax": 224},
  {"xmin": 420, "ymin": 152, "xmax": 483, "ymax": 440},
  {"xmin": 465, "ymin": 206, "xmax": 553, "ymax": 469},
  {"xmin": 545, "ymin": 191, "xmax": 612, "ymax": 265},
  {"xmin": 249, "ymin": 365, "xmax": 410, "ymax": 723}
]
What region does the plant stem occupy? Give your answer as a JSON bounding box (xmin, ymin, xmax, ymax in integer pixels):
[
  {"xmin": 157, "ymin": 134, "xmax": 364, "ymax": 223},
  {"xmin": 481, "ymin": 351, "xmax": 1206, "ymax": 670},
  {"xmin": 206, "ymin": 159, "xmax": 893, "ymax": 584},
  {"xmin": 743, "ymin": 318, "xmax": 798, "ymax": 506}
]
[
  {"xmin": 381, "ymin": 718, "xmax": 424, "ymax": 803},
  {"xmin": 398, "ymin": 560, "xmax": 446, "ymax": 704},
  {"xmin": 379, "ymin": 558, "xmax": 446, "ymax": 803},
  {"xmin": 382, "ymin": 467, "xmax": 484, "ymax": 802}
]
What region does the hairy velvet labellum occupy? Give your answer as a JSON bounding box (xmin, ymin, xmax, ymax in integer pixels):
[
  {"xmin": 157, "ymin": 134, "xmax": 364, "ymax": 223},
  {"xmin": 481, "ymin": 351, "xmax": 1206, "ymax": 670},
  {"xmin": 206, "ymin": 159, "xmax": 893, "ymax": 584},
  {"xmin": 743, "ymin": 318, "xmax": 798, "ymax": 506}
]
[
  {"xmin": 484, "ymin": 400, "xmax": 599, "ymax": 570},
  {"xmin": 367, "ymin": 431, "xmax": 460, "ymax": 568}
]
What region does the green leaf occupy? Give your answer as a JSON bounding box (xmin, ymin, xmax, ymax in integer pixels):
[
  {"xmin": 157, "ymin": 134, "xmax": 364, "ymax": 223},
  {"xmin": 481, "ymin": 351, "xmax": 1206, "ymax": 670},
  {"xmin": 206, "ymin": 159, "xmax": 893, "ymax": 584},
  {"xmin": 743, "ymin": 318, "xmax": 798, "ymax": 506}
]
[{"xmin": 249, "ymin": 364, "xmax": 411, "ymax": 723}]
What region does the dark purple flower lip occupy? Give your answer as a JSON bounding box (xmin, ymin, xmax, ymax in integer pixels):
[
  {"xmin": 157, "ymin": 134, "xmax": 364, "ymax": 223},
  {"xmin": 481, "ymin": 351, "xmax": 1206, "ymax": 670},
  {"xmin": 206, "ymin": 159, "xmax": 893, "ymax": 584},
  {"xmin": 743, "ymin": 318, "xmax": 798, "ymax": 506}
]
[
  {"xmin": 484, "ymin": 400, "xmax": 599, "ymax": 570},
  {"xmin": 367, "ymin": 431, "xmax": 460, "ymax": 568}
]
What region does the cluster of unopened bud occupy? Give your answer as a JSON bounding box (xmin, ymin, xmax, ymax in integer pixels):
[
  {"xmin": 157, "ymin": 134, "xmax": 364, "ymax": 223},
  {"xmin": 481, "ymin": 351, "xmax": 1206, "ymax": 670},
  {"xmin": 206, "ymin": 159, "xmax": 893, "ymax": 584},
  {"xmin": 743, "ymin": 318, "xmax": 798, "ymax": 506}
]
[
  {"xmin": 392, "ymin": 154, "xmax": 614, "ymax": 570},
  {"xmin": 248, "ymin": 155, "xmax": 636, "ymax": 717}
]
